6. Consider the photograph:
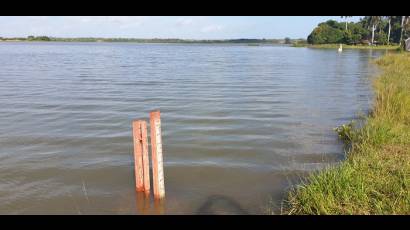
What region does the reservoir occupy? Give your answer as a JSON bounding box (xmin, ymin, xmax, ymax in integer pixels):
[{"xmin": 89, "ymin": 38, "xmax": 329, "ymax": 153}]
[{"xmin": 0, "ymin": 42, "xmax": 383, "ymax": 214}]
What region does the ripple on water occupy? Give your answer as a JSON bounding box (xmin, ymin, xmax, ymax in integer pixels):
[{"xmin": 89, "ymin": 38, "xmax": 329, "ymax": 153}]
[{"xmin": 0, "ymin": 43, "xmax": 382, "ymax": 214}]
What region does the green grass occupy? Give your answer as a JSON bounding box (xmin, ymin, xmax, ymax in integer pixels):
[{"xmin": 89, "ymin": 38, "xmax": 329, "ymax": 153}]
[
  {"xmin": 283, "ymin": 53, "xmax": 410, "ymax": 215},
  {"xmin": 292, "ymin": 43, "xmax": 399, "ymax": 50},
  {"xmin": 291, "ymin": 43, "xmax": 309, "ymax": 47}
]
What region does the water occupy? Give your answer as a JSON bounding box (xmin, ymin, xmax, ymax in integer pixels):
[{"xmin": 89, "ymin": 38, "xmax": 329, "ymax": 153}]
[{"xmin": 0, "ymin": 42, "xmax": 383, "ymax": 214}]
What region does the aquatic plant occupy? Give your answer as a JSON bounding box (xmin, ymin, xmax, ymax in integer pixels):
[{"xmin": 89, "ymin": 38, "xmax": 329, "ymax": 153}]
[{"xmin": 334, "ymin": 121, "xmax": 356, "ymax": 143}]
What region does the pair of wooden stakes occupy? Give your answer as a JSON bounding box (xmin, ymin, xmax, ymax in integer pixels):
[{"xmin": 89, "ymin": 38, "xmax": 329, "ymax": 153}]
[{"xmin": 132, "ymin": 110, "xmax": 165, "ymax": 200}]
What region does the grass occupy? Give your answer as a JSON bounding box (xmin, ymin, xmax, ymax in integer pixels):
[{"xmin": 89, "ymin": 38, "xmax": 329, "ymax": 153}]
[
  {"xmin": 293, "ymin": 43, "xmax": 400, "ymax": 50},
  {"xmin": 283, "ymin": 52, "xmax": 410, "ymax": 214}
]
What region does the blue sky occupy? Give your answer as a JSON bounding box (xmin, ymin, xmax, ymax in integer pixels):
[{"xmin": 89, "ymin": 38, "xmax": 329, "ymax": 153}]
[{"xmin": 0, "ymin": 16, "xmax": 363, "ymax": 39}]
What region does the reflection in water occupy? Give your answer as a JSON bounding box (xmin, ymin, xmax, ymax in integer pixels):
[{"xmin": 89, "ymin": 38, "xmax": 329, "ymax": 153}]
[
  {"xmin": 196, "ymin": 195, "xmax": 248, "ymax": 215},
  {"xmin": 135, "ymin": 191, "xmax": 165, "ymax": 215},
  {"xmin": 135, "ymin": 192, "xmax": 150, "ymax": 215},
  {"xmin": 154, "ymin": 198, "xmax": 165, "ymax": 215}
]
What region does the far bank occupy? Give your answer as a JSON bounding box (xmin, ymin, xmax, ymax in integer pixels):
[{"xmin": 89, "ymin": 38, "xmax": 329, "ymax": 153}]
[{"xmin": 293, "ymin": 43, "xmax": 400, "ymax": 50}]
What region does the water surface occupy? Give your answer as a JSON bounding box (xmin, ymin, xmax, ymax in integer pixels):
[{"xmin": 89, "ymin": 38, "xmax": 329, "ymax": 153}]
[{"xmin": 0, "ymin": 42, "xmax": 383, "ymax": 214}]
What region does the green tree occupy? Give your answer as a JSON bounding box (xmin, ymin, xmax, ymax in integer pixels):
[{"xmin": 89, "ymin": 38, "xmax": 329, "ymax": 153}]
[
  {"xmin": 390, "ymin": 16, "xmax": 404, "ymax": 44},
  {"xmin": 343, "ymin": 30, "xmax": 362, "ymax": 45},
  {"xmin": 399, "ymin": 16, "xmax": 409, "ymax": 46},
  {"xmin": 307, "ymin": 20, "xmax": 345, "ymax": 44},
  {"xmin": 385, "ymin": 16, "xmax": 392, "ymax": 45},
  {"xmin": 367, "ymin": 16, "xmax": 381, "ymax": 45},
  {"xmin": 341, "ymin": 16, "xmax": 352, "ymax": 31},
  {"xmin": 308, "ymin": 16, "xmax": 408, "ymax": 46}
]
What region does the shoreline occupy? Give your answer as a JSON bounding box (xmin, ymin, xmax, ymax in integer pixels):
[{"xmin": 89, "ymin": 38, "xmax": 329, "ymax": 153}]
[
  {"xmin": 0, "ymin": 38, "xmax": 292, "ymax": 45},
  {"xmin": 292, "ymin": 43, "xmax": 400, "ymax": 50},
  {"xmin": 282, "ymin": 52, "xmax": 410, "ymax": 214},
  {"xmin": 0, "ymin": 40, "xmax": 293, "ymax": 46}
]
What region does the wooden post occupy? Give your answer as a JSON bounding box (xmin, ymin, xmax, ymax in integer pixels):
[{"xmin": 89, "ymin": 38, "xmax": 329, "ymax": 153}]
[
  {"xmin": 132, "ymin": 120, "xmax": 150, "ymax": 194},
  {"xmin": 150, "ymin": 110, "xmax": 165, "ymax": 200},
  {"xmin": 140, "ymin": 121, "xmax": 150, "ymax": 195},
  {"xmin": 132, "ymin": 120, "xmax": 145, "ymax": 192}
]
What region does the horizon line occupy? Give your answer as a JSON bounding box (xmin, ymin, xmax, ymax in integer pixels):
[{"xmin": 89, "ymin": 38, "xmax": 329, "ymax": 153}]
[{"xmin": 0, "ymin": 36, "xmax": 307, "ymax": 40}]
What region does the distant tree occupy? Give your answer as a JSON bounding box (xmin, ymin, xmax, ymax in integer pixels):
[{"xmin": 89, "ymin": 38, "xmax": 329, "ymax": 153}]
[
  {"xmin": 37, "ymin": 36, "xmax": 51, "ymax": 41},
  {"xmin": 351, "ymin": 21, "xmax": 369, "ymax": 42},
  {"xmin": 388, "ymin": 16, "xmax": 403, "ymax": 44},
  {"xmin": 284, "ymin": 37, "xmax": 291, "ymax": 44},
  {"xmin": 402, "ymin": 16, "xmax": 410, "ymax": 49},
  {"xmin": 307, "ymin": 16, "xmax": 409, "ymax": 46},
  {"xmin": 26, "ymin": 36, "xmax": 51, "ymax": 41},
  {"xmin": 399, "ymin": 16, "xmax": 409, "ymax": 46},
  {"xmin": 377, "ymin": 31, "xmax": 388, "ymax": 45},
  {"xmin": 367, "ymin": 16, "xmax": 381, "ymax": 45},
  {"xmin": 385, "ymin": 16, "xmax": 392, "ymax": 45},
  {"xmin": 341, "ymin": 16, "xmax": 352, "ymax": 31},
  {"xmin": 343, "ymin": 30, "xmax": 362, "ymax": 45},
  {"xmin": 307, "ymin": 20, "xmax": 345, "ymax": 44}
]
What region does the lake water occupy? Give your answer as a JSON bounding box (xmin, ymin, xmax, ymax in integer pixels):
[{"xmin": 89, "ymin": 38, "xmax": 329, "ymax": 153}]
[{"xmin": 0, "ymin": 42, "xmax": 383, "ymax": 214}]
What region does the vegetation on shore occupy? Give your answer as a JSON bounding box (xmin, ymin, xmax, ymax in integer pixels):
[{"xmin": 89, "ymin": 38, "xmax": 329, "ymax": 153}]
[
  {"xmin": 0, "ymin": 36, "xmax": 303, "ymax": 45},
  {"xmin": 284, "ymin": 53, "xmax": 410, "ymax": 214},
  {"xmin": 307, "ymin": 16, "xmax": 409, "ymax": 47},
  {"xmin": 292, "ymin": 43, "xmax": 400, "ymax": 50},
  {"xmin": 292, "ymin": 16, "xmax": 409, "ymax": 50}
]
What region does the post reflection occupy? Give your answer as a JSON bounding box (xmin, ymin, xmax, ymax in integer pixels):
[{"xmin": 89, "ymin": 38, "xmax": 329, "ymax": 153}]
[
  {"xmin": 135, "ymin": 191, "xmax": 150, "ymax": 215},
  {"xmin": 153, "ymin": 198, "xmax": 165, "ymax": 215}
]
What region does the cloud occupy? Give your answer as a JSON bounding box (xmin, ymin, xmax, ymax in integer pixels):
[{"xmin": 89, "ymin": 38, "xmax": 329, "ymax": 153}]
[
  {"xmin": 105, "ymin": 16, "xmax": 146, "ymax": 25},
  {"xmin": 176, "ymin": 17, "xmax": 194, "ymax": 26},
  {"xmin": 201, "ymin": 24, "xmax": 224, "ymax": 33},
  {"xmin": 67, "ymin": 16, "xmax": 147, "ymax": 28},
  {"xmin": 26, "ymin": 16, "xmax": 50, "ymax": 21},
  {"xmin": 79, "ymin": 17, "xmax": 92, "ymax": 23}
]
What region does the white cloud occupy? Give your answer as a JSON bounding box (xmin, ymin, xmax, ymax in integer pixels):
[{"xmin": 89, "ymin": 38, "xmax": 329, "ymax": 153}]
[
  {"xmin": 79, "ymin": 17, "xmax": 92, "ymax": 23},
  {"xmin": 66, "ymin": 16, "xmax": 147, "ymax": 28},
  {"xmin": 105, "ymin": 16, "xmax": 146, "ymax": 25},
  {"xmin": 26, "ymin": 16, "xmax": 50, "ymax": 21},
  {"xmin": 201, "ymin": 24, "xmax": 224, "ymax": 33},
  {"xmin": 176, "ymin": 17, "xmax": 194, "ymax": 26}
]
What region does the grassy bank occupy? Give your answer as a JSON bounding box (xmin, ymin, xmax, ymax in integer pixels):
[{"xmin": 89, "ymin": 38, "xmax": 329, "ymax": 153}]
[
  {"xmin": 284, "ymin": 53, "xmax": 410, "ymax": 214},
  {"xmin": 293, "ymin": 43, "xmax": 399, "ymax": 50}
]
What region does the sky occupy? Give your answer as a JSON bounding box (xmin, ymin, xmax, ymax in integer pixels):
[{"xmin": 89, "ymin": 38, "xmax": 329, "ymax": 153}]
[{"xmin": 0, "ymin": 16, "xmax": 363, "ymax": 39}]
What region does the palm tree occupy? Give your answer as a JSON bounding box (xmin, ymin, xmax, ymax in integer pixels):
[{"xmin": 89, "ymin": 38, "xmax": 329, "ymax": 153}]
[
  {"xmin": 341, "ymin": 16, "xmax": 352, "ymax": 31},
  {"xmin": 386, "ymin": 16, "xmax": 392, "ymax": 45},
  {"xmin": 399, "ymin": 16, "xmax": 409, "ymax": 46},
  {"xmin": 367, "ymin": 16, "xmax": 381, "ymax": 45}
]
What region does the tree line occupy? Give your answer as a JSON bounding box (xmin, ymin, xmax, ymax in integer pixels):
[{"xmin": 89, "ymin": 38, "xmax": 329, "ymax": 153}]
[
  {"xmin": 308, "ymin": 16, "xmax": 410, "ymax": 47},
  {"xmin": 1, "ymin": 36, "xmax": 299, "ymax": 44}
]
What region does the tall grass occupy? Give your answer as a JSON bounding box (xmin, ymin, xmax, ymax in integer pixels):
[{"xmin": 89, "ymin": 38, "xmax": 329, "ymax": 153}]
[{"xmin": 283, "ymin": 53, "xmax": 410, "ymax": 214}]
